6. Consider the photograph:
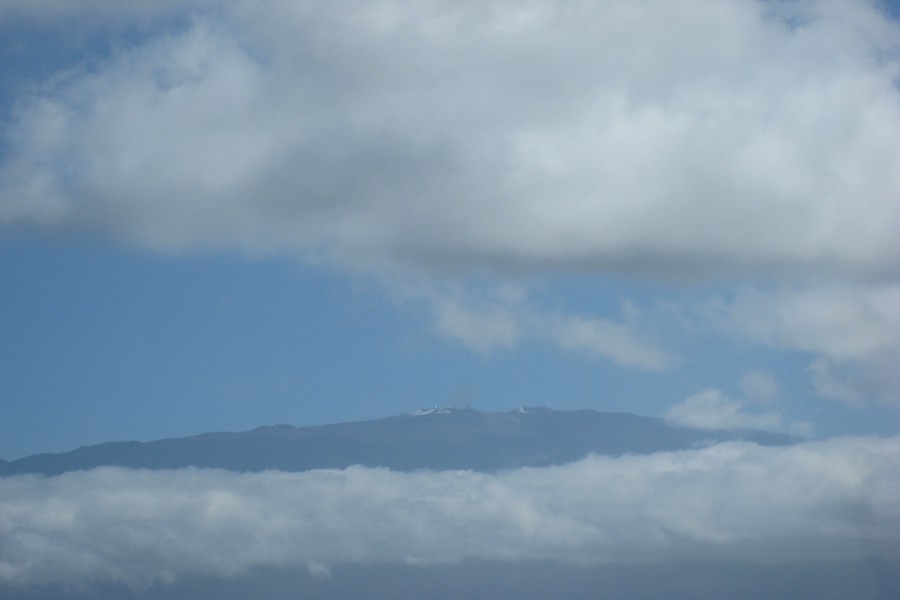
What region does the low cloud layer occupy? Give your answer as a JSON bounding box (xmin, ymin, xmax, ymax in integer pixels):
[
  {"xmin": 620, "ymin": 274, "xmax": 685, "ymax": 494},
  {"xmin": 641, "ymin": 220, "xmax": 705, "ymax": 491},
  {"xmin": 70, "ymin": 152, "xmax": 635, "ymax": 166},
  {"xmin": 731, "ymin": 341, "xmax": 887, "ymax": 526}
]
[{"xmin": 1, "ymin": 437, "xmax": 898, "ymax": 588}]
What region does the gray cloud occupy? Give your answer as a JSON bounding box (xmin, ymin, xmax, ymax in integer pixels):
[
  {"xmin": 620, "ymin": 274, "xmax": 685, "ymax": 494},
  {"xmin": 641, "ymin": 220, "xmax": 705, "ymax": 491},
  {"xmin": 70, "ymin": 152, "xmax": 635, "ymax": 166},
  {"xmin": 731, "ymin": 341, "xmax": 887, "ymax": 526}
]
[
  {"xmin": 1, "ymin": 437, "xmax": 898, "ymax": 588},
  {"xmin": 2, "ymin": 0, "xmax": 899, "ymax": 279}
]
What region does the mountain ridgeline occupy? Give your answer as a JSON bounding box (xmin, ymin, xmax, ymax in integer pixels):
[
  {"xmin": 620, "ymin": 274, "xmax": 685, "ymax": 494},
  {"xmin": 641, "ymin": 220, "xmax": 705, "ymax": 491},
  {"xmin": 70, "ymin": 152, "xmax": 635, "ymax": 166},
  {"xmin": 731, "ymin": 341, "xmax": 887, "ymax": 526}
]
[{"xmin": 0, "ymin": 407, "xmax": 801, "ymax": 476}]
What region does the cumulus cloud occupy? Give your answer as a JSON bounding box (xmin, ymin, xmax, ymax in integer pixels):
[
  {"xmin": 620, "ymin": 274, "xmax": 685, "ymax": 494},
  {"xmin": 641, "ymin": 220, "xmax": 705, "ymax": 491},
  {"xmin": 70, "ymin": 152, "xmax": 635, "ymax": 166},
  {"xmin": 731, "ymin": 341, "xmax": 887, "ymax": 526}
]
[
  {"xmin": 665, "ymin": 388, "xmax": 810, "ymax": 434},
  {"xmin": 1, "ymin": 437, "xmax": 898, "ymax": 588},
  {"xmin": 1, "ymin": 0, "xmax": 899, "ymax": 278}
]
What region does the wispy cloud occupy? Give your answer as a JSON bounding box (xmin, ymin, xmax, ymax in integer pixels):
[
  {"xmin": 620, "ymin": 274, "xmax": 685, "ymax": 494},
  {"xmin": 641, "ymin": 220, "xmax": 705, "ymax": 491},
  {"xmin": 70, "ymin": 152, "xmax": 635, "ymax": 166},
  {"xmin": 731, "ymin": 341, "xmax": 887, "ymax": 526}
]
[
  {"xmin": 402, "ymin": 282, "xmax": 677, "ymax": 369},
  {"xmin": 740, "ymin": 369, "xmax": 781, "ymax": 404},
  {"xmin": 699, "ymin": 284, "xmax": 900, "ymax": 406}
]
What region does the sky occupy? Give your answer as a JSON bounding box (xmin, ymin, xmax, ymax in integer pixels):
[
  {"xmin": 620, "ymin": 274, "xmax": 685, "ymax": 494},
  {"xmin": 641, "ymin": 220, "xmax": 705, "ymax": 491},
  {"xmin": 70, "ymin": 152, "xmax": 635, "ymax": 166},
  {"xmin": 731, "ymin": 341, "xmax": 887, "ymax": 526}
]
[
  {"xmin": 2, "ymin": 0, "xmax": 899, "ymax": 460},
  {"xmin": 1, "ymin": 0, "xmax": 900, "ymax": 462},
  {"xmin": 1, "ymin": 0, "xmax": 900, "ymax": 595}
]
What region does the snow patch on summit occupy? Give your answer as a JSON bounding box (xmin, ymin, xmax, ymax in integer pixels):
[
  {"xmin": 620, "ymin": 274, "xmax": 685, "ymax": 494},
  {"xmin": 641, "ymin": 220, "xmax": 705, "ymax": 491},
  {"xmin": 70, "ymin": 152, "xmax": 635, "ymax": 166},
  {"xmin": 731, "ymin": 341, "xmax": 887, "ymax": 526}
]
[{"xmin": 411, "ymin": 406, "xmax": 465, "ymax": 416}]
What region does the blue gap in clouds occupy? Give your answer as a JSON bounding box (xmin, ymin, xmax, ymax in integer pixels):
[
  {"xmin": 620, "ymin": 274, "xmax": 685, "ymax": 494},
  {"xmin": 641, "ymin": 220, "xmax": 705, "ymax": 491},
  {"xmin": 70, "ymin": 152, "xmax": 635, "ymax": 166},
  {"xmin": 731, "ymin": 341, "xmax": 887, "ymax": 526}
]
[
  {"xmin": 3, "ymin": 234, "xmax": 669, "ymax": 460},
  {"xmin": 882, "ymin": 0, "xmax": 900, "ymax": 20},
  {"xmin": 0, "ymin": 233, "xmax": 425, "ymax": 460},
  {"xmin": 3, "ymin": 233, "xmax": 897, "ymax": 460}
]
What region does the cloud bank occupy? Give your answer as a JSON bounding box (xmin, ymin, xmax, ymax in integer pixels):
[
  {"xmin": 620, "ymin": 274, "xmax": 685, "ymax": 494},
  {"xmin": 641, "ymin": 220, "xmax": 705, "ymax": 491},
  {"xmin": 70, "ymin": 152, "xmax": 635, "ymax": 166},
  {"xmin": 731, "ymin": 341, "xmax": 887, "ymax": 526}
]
[{"xmin": 1, "ymin": 437, "xmax": 899, "ymax": 588}]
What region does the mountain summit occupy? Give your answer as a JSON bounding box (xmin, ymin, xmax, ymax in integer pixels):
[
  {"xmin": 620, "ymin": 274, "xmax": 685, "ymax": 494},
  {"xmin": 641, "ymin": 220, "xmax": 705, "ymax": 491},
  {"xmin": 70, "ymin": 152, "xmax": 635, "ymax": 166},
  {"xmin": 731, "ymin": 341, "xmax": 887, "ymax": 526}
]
[{"xmin": 0, "ymin": 407, "xmax": 800, "ymax": 477}]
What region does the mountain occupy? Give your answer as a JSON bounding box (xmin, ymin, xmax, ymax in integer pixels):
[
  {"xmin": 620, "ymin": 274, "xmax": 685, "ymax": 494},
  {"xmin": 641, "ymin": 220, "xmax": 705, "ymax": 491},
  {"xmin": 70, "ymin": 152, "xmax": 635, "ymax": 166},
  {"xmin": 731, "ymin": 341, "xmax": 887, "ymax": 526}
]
[{"xmin": 0, "ymin": 407, "xmax": 801, "ymax": 476}]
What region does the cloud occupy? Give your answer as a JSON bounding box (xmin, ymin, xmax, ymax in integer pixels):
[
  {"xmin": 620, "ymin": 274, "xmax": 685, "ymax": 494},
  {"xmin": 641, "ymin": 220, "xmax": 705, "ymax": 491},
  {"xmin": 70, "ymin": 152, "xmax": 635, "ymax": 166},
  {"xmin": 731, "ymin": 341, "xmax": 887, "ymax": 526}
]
[
  {"xmin": 808, "ymin": 358, "xmax": 867, "ymax": 406},
  {"xmin": 1, "ymin": 436, "xmax": 898, "ymax": 588},
  {"xmin": 537, "ymin": 311, "xmax": 677, "ymax": 371},
  {"xmin": 0, "ymin": 0, "xmax": 192, "ymax": 24},
  {"xmin": 706, "ymin": 285, "xmax": 900, "ymax": 362},
  {"xmin": 400, "ymin": 282, "xmax": 677, "ymax": 369},
  {"xmin": 420, "ymin": 284, "xmax": 528, "ymax": 355},
  {"xmin": 700, "ymin": 284, "xmax": 900, "ymax": 405},
  {"xmin": 664, "ymin": 388, "xmax": 810, "ymax": 434},
  {"xmin": 1, "ymin": 0, "xmax": 899, "ymax": 279},
  {"xmin": 740, "ymin": 369, "xmax": 781, "ymax": 404}
]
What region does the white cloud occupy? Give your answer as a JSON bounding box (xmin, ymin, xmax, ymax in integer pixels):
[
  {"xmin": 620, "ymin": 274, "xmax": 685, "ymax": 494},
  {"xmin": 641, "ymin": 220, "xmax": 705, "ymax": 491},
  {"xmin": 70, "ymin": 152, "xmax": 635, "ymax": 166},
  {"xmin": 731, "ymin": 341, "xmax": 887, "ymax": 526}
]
[
  {"xmin": 422, "ymin": 284, "xmax": 528, "ymax": 355},
  {"xmin": 1, "ymin": 0, "xmax": 899, "ymax": 279},
  {"xmin": 701, "ymin": 284, "xmax": 900, "ymax": 406},
  {"xmin": 664, "ymin": 388, "xmax": 808, "ymax": 434},
  {"xmin": 1, "ymin": 436, "xmax": 898, "ymax": 588},
  {"xmin": 402, "ymin": 283, "xmax": 677, "ymax": 369},
  {"xmin": 537, "ymin": 311, "xmax": 677, "ymax": 371},
  {"xmin": 708, "ymin": 285, "xmax": 900, "ymax": 362}
]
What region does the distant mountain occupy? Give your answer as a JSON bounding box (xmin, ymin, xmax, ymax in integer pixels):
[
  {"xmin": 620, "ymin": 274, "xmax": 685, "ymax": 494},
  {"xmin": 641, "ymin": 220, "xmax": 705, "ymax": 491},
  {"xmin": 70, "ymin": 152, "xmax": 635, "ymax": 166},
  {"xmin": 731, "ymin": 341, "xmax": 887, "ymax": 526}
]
[{"xmin": 0, "ymin": 407, "xmax": 802, "ymax": 477}]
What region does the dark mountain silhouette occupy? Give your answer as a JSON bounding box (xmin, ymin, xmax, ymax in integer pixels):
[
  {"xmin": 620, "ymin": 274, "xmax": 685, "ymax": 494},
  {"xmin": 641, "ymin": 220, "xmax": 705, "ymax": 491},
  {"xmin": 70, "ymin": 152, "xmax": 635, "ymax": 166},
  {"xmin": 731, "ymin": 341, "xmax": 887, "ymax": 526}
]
[{"xmin": 0, "ymin": 407, "xmax": 802, "ymax": 477}]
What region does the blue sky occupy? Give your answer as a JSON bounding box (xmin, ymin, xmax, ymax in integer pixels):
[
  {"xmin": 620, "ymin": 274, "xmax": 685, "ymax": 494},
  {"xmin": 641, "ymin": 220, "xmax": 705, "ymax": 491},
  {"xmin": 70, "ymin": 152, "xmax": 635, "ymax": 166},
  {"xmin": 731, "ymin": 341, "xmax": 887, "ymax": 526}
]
[{"xmin": 2, "ymin": 0, "xmax": 900, "ymax": 460}]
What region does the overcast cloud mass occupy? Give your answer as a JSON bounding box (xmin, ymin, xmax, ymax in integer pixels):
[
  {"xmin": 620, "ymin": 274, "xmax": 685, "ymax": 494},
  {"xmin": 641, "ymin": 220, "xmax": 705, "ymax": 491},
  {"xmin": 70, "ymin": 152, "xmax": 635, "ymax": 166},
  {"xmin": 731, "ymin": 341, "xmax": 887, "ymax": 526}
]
[
  {"xmin": 1, "ymin": 436, "xmax": 899, "ymax": 588},
  {"xmin": 2, "ymin": 0, "xmax": 898, "ymax": 274}
]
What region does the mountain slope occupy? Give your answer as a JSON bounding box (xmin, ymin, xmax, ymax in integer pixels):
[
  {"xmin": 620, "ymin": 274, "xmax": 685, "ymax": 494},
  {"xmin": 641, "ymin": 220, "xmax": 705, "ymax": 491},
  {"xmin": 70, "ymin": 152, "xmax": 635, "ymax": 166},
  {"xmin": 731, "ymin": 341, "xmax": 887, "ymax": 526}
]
[{"xmin": 0, "ymin": 407, "xmax": 801, "ymax": 476}]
